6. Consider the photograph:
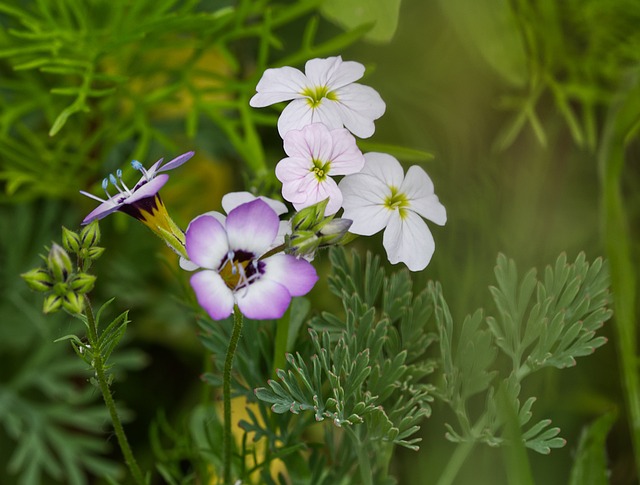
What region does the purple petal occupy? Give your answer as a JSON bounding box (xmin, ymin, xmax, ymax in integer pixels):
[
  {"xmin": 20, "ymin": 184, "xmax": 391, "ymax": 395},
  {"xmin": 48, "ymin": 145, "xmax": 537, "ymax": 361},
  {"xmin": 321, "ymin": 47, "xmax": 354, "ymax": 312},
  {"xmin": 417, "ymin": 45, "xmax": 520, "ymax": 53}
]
[
  {"xmin": 126, "ymin": 174, "xmax": 169, "ymax": 204},
  {"xmin": 185, "ymin": 214, "xmax": 229, "ymax": 269},
  {"xmin": 236, "ymin": 279, "xmax": 292, "ymax": 320},
  {"xmin": 158, "ymin": 151, "xmax": 195, "ymax": 173},
  {"xmin": 226, "ymin": 199, "xmax": 279, "ymax": 255},
  {"xmin": 191, "ymin": 270, "xmax": 235, "ymax": 320},
  {"xmin": 82, "ymin": 199, "xmax": 121, "ymax": 224},
  {"xmin": 263, "ymin": 254, "xmax": 318, "ymax": 297}
]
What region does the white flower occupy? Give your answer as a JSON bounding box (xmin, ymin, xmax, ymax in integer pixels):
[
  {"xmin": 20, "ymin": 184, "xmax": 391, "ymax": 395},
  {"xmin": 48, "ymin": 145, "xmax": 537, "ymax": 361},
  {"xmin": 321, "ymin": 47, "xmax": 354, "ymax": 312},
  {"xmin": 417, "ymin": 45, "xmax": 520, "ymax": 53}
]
[
  {"xmin": 249, "ymin": 56, "xmax": 385, "ymax": 139},
  {"xmin": 339, "ymin": 153, "xmax": 447, "ymax": 271},
  {"xmin": 276, "ymin": 123, "xmax": 364, "ymax": 215}
]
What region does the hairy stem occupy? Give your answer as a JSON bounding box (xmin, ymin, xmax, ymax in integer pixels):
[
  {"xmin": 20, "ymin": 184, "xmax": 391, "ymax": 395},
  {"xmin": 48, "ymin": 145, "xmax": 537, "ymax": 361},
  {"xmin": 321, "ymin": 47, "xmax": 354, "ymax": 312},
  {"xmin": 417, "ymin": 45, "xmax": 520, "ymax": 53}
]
[
  {"xmin": 223, "ymin": 306, "xmax": 244, "ymax": 484},
  {"xmin": 83, "ymin": 297, "xmax": 145, "ymax": 485}
]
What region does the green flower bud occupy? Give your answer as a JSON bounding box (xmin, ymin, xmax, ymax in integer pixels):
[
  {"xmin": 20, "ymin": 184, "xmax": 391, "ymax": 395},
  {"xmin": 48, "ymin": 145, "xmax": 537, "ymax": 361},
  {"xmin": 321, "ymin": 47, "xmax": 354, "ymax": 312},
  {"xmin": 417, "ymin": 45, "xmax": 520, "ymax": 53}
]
[
  {"xmin": 61, "ymin": 226, "xmax": 81, "ymax": 253},
  {"xmin": 317, "ymin": 218, "xmax": 352, "ymax": 246},
  {"xmin": 69, "ymin": 273, "xmax": 96, "ymax": 294},
  {"xmin": 53, "ymin": 281, "xmax": 69, "ymax": 296},
  {"xmin": 62, "ymin": 292, "xmax": 84, "ymax": 314},
  {"xmin": 286, "ymin": 231, "xmax": 320, "ymax": 258},
  {"xmin": 47, "ymin": 243, "xmax": 73, "ymax": 282},
  {"xmin": 291, "ymin": 199, "xmax": 329, "ymax": 231},
  {"xmin": 80, "ymin": 221, "xmax": 101, "ymax": 249},
  {"xmin": 86, "ymin": 246, "xmax": 105, "ymax": 261},
  {"xmin": 21, "ymin": 268, "xmax": 54, "ymax": 292},
  {"xmin": 43, "ymin": 294, "xmax": 62, "ymax": 314}
]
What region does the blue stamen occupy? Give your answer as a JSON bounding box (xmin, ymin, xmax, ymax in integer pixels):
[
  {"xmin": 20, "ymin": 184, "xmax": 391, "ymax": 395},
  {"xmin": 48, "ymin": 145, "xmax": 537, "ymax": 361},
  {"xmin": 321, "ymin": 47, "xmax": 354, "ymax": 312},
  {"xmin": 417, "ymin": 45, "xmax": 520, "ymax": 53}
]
[
  {"xmin": 102, "ymin": 178, "xmax": 111, "ymax": 198},
  {"xmin": 131, "ymin": 160, "xmax": 143, "ymax": 170},
  {"xmin": 109, "ymin": 174, "xmax": 118, "ymax": 186}
]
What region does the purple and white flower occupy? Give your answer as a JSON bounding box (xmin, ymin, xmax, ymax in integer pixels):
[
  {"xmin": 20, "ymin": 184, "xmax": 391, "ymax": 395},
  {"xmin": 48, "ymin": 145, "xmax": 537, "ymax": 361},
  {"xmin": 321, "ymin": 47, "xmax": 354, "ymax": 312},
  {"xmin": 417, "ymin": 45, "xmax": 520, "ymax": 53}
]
[
  {"xmin": 249, "ymin": 56, "xmax": 385, "ymax": 139},
  {"xmin": 80, "ymin": 151, "xmax": 194, "ymax": 224},
  {"xmin": 276, "ymin": 123, "xmax": 365, "ymax": 216},
  {"xmin": 186, "ymin": 199, "xmax": 318, "ymax": 320},
  {"xmin": 339, "ymin": 153, "xmax": 447, "ymax": 271}
]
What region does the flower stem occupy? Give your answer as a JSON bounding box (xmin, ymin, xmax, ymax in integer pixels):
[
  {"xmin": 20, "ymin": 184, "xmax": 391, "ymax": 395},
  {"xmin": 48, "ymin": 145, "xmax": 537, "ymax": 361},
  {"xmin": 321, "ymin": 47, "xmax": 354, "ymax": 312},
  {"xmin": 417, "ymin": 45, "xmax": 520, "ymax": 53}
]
[
  {"xmin": 435, "ymin": 440, "xmax": 476, "ymax": 485},
  {"xmin": 345, "ymin": 427, "xmax": 373, "ymax": 485},
  {"xmin": 83, "ymin": 296, "xmax": 145, "ymax": 485},
  {"xmin": 223, "ymin": 306, "xmax": 244, "ymax": 484}
]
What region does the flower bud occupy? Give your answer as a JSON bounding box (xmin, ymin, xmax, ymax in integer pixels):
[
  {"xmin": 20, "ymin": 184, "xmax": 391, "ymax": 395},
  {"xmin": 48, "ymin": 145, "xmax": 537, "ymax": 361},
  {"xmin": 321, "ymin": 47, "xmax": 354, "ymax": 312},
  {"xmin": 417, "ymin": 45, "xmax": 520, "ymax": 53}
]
[
  {"xmin": 47, "ymin": 243, "xmax": 73, "ymax": 282},
  {"xmin": 43, "ymin": 294, "xmax": 62, "ymax": 314},
  {"xmin": 80, "ymin": 221, "xmax": 101, "ymax": 248},
  {"xmin": 290, "ymin": 199, "xmax": 329, "ymax": 231},
  {"xmin": 69, "ymin": 273, "xmax": 96, "ymax": 294},
  {"xmin": 286, "ymin": 231, "xmax": 320, "ymax": 258},
  {"xmin": 86, "ymin": 246, "xmax": 105, "ymax": 260},
  {"xmin": 62, "ymin": 292, "xmax": 84, "ymax": 314},
  {"xmin": 317, "ymin": 218, "xmax": 352, "ymax": 246},
  {"xmin": 21, "ymin": 268, "xmax": 54, "ymax": 292},
  {"xmin": 61, "ymin": 226, "xmax": 81, "ymax": 253}
]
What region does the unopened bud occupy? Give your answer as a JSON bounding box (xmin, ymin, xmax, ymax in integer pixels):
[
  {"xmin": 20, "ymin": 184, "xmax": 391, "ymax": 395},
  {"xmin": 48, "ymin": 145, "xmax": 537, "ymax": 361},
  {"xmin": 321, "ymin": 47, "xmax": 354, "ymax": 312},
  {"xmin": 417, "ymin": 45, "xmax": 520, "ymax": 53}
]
[
  {"xmin": 61, "ymin": 227, "xmax": 81, "ymax": 253},
  {"xmin": 291, "ymin": 199, "xmax": 329, "ymax": 231},
  {"xmin": 69, "ymin": 273, "xmax": 96, "ymax": 294},
  {"xmin": 21, "ymin": 268, "xmax": 54, "ymax": 292},
  {"xmin": 47, "ymin": 244, "xmax": 73, "ymax": 282},
  {"xmin": 80, "ymin": 221, "xmax": 101, "ymax": 248},
  {"xmin": 286, "ymin": 231, "xmax": 320, "ymax": 258},
  {"xmin": 86, "ymin": 246, "xmax": 105, "ymax": 260},
  {"xmin": 43, "ymin": 294, "xmax": 62, "ymax": 314},
  {"xmin": 62, "ymin": 292, "xmax": 84, "ymax": 314},
  {"xmin": 317, "ymin": 218, "xmax": 352, "ymax": 246}
]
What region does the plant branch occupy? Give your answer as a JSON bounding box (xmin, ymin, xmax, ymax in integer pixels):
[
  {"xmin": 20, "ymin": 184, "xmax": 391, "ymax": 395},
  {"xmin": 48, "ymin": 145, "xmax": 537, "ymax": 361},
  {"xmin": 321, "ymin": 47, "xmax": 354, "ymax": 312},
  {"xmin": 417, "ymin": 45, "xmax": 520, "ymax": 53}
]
[{"xmin": 223, "ymin": 306, "xmax": 244, "ymax": 484}]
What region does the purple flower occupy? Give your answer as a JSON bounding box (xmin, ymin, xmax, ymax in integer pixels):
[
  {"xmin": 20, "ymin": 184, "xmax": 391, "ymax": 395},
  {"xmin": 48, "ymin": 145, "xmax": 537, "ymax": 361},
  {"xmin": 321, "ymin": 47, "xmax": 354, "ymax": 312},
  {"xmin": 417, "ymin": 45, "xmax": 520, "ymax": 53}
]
[
  {"xmin": 186, "ymin": 199, "xmax": 318, "ymax": 320},
  {"xmin": 80, "ymin": 151, "xmax": 194, "ymax": 224}
]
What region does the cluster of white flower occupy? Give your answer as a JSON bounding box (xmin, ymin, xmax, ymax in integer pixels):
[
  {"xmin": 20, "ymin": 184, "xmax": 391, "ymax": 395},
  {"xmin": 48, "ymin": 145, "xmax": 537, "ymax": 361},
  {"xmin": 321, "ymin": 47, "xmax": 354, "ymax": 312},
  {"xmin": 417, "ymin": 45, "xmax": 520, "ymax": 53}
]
[{"xmin": 250, "ymin": 56, "xmax": 447, "ymax": 271}]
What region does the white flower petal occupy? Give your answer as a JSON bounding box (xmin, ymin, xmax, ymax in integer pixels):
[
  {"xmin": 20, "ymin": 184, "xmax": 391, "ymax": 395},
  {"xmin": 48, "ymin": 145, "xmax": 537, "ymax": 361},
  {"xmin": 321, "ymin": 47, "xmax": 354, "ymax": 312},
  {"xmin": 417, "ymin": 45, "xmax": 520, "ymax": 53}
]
[
  {"xmin": 185, "ymin": 215, "xmax": 229, "ymax": 270},
  {"xmin": 340, "ymin": 173, "xmax": 392, "ymax": 235},
  {"xmin": 305, "ymin": 57, "xmax": 365, "ymax": 90},
  {"xmin": 400, "ymin": 166, "xmax": 447, "ymax": 225},
  {"xmin": 326, "ymin": 128, "xmax": 365, "ymax": 175},
  {"xmin": 190, "ymin": 270, "xmax": 235, "ymax": 320},
  {"xmin": 278, "ymin": 99, "xmax": 315, "ymax": 138},
  {"xmin": 309, "ymin": 102, "xmax": 344, "ymax": 131},
  {"xmin": 179, "ymin": 257, "xmax": 199, "ymax": 271},
  {"xmin": 361, "ymin": 152, "xmax": 405, "ymax": 187},
  {"xmin": 221, "ymin": 191, "xmax": 287, "ymax": 216},
  {"xmin": 383, "ymin": 211, "xmax": 435, "ymax": 271},
  {"xmin": 334, "ymin": 84, "xmax": 386, "ymax": 138},
  {"xmin": 249, "ymin": 66, "xmax": 309, "ymax": 107},
  {"xmin": 293, "ymin": 177, "xmax": 342, "ymax": 215}
]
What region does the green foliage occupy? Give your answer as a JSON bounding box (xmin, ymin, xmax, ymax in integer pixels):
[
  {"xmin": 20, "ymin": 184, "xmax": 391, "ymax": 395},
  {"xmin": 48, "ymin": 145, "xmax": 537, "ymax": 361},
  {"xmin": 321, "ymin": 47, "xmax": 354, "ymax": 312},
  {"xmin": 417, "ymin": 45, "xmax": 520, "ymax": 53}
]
[
  {"xmin": 435, "ymin": 252, "xmax": 611, "ymax": 455},
  {"xmin": 0, "ymin": 0, "xmax": 370, "ymax": 199},
  {"xmin": 568, "ymin": 412, "xmax": 617, "ymax": 485},
  {"xmin": 321, "ymin": 0, "xmax": 402, "ymax": 43}
]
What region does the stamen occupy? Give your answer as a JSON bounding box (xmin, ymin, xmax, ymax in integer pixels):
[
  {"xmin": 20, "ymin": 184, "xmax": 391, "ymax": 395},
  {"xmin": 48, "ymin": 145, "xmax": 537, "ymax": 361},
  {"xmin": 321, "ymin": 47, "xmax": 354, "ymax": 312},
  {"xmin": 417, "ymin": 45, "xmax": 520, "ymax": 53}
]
[
  {"xmin": 131, "ymin": 160, "xmax": 150, "ymax": 180},
  {"xmin": 80, "ymin": 190, "xmax": 107, "ymax": 203},
  {"xmin": 117, "ymin": 168, "xmax": 132, "ymax": 193},
  {"xmin": 102, "ymin": 178, "xmax": 112, "ymax": 198}
]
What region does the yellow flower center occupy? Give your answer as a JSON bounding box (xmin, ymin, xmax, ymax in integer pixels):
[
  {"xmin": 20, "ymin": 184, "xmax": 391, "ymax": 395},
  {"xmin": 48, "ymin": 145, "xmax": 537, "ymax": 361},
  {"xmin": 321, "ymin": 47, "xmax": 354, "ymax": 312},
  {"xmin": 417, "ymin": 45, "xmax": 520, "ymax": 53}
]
[
  {"xmin": 384, "ymin": 187, "xmax": 409, "ymax": 219},
  {"xmin": 302, "ymin": 85, "xmax": 338, "ymax": 108},
  {"xmin": 311, "ymin": 158, "xmax": 331, "ymax": 181}
]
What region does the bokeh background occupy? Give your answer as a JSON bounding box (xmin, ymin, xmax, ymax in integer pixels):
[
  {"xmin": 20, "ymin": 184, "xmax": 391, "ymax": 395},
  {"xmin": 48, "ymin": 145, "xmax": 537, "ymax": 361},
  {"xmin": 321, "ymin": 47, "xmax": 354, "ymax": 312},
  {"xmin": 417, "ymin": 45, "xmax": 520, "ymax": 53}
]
[{"xmin": 1, "ymin": 0, "xmax": 638, "ymax": 484}]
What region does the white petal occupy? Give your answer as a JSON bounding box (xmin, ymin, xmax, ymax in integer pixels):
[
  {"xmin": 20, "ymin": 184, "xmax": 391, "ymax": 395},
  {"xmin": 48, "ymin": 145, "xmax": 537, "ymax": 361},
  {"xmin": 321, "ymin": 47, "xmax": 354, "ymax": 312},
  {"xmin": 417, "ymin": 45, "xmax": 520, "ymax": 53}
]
[
  {"xmin": 278, "ymin": 99, "xmax": 315, "ymax": 138},
  {"xmin": 326, "ymin": 128, "xmax": 365, "ymax": 175},
  {"xmin": 400, "ymin": 166, "xmax": 447, "ymax": 225},
  {"xmin": 334, "ymin": 84, "xmax": 386, "ymax": 138},
  {"xmin": 293, "ymin": 177, "xmax": 342, "ymax": 216},
  {"xmin": 383, "ymin": 211, "xmax": 435, "ymax": 271},
  {"xmin": 179, "ymin": 257, "xmax": 199, "ymax": 271},
  {"xmin": 249, "ymin": 66, "xmax": 309, "ymax": 107},
  {"xmin": 191, "ymin": 270, "xmax": 235, "ymax": 320},
  {"xmin": 305, "ymin": 57, "xmax": 365, "ymax": 90},
  {"xmin": 309, "ymin": 102, "xmax": 344, "ymax": 131},
  {"xmin": 185, "ymin": 215, "xmax": 229, "ymax": 270},
  {"xmin": 339, "ymin": 173, "xmax": 391, "ymax": 235},
  {"xmin": 221, "ymin": 191, "xmax": 288, "ymax": 216},
  {"xmin": 362, "ymin": 152, "xmax": 405, "ymax": 187}
]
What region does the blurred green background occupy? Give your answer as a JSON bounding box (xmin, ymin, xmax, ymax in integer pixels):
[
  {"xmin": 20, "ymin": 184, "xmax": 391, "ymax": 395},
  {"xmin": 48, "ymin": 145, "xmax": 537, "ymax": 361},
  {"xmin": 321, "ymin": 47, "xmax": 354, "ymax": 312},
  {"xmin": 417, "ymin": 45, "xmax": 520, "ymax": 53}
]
[{"xmin": 1, "ymin": 0, "xmax": 638, "ymax": 483}]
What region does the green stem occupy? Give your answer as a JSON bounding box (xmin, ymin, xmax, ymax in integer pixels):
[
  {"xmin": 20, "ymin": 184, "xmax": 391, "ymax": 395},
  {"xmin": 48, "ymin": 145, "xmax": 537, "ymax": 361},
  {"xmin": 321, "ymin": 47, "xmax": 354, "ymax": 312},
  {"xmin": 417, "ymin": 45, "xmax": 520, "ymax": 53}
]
[
  {"xmin": 223, "ymin": 306, "xmax": 244, "ymax": 485},
  {"xmin": 83, "ymin": 297, "xmax": 145, "ymax": 485},
  {"xmin": 598, "ymin": 69, "xmax": 640, "ymax": 480},
  {"xmin": 435, "ymin": 440, "xmax": 476, "ymax": 485},
  {"xmin": 345, "ymin": 427, "xmax": 373, "ymax": 485}
]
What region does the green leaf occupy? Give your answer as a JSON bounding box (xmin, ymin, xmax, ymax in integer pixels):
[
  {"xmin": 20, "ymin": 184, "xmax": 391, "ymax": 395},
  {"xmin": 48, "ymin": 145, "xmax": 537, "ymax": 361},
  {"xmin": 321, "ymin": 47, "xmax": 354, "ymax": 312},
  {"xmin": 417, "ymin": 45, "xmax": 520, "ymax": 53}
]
[
  {"xmin": 569, "ymin": 412, "xmax": 617, "ymax": 485},
  {"xmin": 320, "ymin": 0, "xmax": 401, "ymax": 43}
]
